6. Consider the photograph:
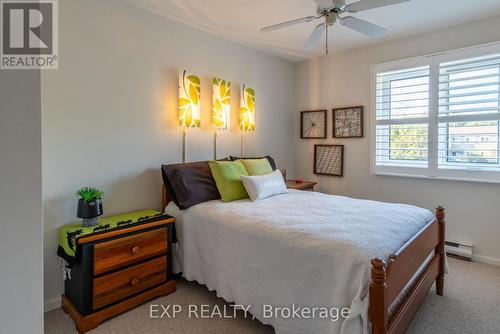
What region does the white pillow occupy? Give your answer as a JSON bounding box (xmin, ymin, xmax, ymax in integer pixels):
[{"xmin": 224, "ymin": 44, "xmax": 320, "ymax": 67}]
[{"xmin": 241, "ymin": 170, "xmax": 288, "ymax": 201}]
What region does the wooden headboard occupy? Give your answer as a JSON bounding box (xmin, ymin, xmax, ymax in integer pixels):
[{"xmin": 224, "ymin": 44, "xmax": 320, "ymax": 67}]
[{"xmin": 161, "ymin": 185, "xmax": 170, "ymax": 212}]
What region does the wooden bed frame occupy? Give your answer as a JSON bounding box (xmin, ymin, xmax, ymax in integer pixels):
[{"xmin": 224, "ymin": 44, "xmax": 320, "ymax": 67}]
[{"xmin": 161, "ymin": 186, "xmax": 445, "ymax": 334}]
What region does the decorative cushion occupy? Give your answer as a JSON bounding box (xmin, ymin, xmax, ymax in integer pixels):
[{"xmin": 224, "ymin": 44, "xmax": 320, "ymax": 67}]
[
  {"xmin": 209, "ymin": 160, "xmax": 249, "ymax": 202},
  {"xmin": 230, "ymin": 155, "xmax": 277, "ymax": 170},
  {"xmin": 161, "ymin": 161, "xmax": 221, "ymax": 210},
  {"xmin": 241, "ymin": 170, "xmax": 288, "ymax": 201},
  {"xmin": 239, "ymin": 158, "xmax": 273, "ymax": 176}
]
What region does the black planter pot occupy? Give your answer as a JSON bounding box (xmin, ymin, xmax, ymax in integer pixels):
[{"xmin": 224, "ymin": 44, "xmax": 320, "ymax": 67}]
[{"xmin": 77, "ymin": 198, "xmax": 103, "ymax": 227}]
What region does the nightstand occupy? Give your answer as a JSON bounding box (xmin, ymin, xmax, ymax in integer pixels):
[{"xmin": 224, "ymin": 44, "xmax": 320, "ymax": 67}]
[
  {"xmin": 286, "ymin": 179, "xmax": 317, "ymax": 191},
  {"xmin": 61, "ymin": 214, "xmax": 176, "ymax": 333}
]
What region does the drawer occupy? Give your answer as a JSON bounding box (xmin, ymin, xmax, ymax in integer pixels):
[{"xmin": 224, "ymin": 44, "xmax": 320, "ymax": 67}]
[
  {"xmin": 93, "ymin": 228, "xmax": 167, "ymax": 275},
  {"xmin": 93, "ymin": 256, "xmax": 167, "ymax": 310}
]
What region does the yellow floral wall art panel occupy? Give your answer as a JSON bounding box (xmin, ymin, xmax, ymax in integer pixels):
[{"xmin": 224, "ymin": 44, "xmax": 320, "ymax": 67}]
[
  {"xmin": 212, "ymin": 78, "xmax": 230, "ymax": 130},
  {"xmin": 178, "ymin": 70, "xmax": 201, "ymax": 128},
  {"xmin": 240, "ymin": 84, "xmax": 255, "ymax": 131}
]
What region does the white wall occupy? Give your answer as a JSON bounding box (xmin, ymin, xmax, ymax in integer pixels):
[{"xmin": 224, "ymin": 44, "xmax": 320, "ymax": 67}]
[
  {"xmin": 0, "ymin": 72, "xmax": 43, "ymax": 331},
  {"xmin": 42, "ymin": 0, "xmax": 295, "ymax": 310},
  {"xmin": 294, "ymin": 15, "xmax": 500, "ymax": 266}
]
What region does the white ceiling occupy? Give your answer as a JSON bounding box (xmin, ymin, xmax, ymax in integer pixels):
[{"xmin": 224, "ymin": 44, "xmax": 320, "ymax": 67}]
[{"xmin": 125, "ymin": 0, "xmax": 500, "ymax": 62}]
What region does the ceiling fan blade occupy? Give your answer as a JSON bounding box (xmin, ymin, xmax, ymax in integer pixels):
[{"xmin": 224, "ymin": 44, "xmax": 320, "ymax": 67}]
[
  {"xmin": 304, "ymin": 22, "xmax": 326, "ymax": 50},
  {"xmin": 333, "ymin": 0, "xmax": 345, "ymax": 8},
  {"xmin": 314, "ymin": 0, "xmax": 333, "ymax": 10},
  {"xmin": 261, "ymin": 16, "xmax": 321, "ymax": 33},
  {"xmin": 346, "ymin": 0, "xmax": 410, "ymax": 13},
  {"xmin": 341, "ymin": 16, "xmax": 386, "ymax": 37}
]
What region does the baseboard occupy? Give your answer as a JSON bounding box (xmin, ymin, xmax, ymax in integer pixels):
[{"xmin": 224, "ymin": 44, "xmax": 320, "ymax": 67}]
[
  {"xmin": 472, "ymin": 254, "xmax": 500, "ymax": 267},
  {"xmin": 44, "ymin": 297, "xmax": 61, "ymax": 313}
]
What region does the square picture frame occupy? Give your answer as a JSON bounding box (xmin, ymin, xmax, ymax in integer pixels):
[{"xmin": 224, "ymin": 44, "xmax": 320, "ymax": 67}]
[
  {"xmin": 314, "ymin": 144, "xmax": 344, "ymax": 176},
  {"xmin": 300, "ymin": 110, "xmax": 327, "ymax": 139},
  {"xmin": 333, "ymin": 106, "xmax": 363, "ymax": 138}
]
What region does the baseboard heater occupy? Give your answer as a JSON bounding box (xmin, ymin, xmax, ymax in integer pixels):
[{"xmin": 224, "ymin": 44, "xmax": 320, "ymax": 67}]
[{"xmin": 445, "ymin": 240, "xmax": 472, "ymax": 261}]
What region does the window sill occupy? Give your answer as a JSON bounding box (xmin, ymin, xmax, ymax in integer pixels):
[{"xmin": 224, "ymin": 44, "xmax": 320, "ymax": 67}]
[{"xmin": 371, "ymin": 170, "xmax": 500, "ymax": 184}]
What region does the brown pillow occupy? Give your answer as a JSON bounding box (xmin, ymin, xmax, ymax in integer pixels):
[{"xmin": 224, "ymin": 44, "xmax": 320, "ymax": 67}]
[
  {"xmin": 161, "ymin": 161, "xmax": 221, "ymax": 210},
  {"xmin": 229, "ymin": 155, "xmax": 277, "ymax": 170}
]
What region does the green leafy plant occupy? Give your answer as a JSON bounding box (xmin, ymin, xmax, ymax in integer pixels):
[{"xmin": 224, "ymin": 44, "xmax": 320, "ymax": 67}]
[{"xmin": 76, "ymin": 187, "xmax": 104, "ymax": 202}]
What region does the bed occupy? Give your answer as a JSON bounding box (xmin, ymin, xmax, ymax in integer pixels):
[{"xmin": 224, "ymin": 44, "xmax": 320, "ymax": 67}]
[{"xmin": 161, "ymin": 186, "xmax": 445, "ymax": 334}]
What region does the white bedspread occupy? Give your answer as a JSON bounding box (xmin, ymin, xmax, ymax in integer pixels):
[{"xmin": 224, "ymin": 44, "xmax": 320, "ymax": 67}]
[{"xmin": 166, "ymin": 190, "xmax": 435, "ymax": 334}]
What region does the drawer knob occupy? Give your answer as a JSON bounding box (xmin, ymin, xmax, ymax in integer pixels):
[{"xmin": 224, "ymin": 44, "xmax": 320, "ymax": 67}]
[
  {"xmin": 130, "ymin": 277, "xmax": 140, "ymax": 286},
  {"xmin": 130, "ymin": 246, "xmax": 141, "ymax": 255}
]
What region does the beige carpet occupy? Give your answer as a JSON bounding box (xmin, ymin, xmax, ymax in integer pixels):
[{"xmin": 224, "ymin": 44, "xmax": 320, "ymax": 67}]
[{"xmin": 45, "ymin": 258, "xmax": 500, "ymax": 334}]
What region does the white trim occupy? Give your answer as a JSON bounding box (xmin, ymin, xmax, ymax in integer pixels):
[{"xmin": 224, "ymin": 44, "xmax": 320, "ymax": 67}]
[
  {"xmin": 428, "ymin": 58, "xmax": 440, "ymax": 177},
  {"xmin": 370, "ymin": 41, "xmax": 500, "ymax": 69},
  {"xmin": 371, "ymin": 170, "xmax": 500, "ymax": 184},
  {"xmin": 44, "ymin": 297, "xmax": 60, "ymax": 313},
  {"xmin": 370, "ymin": 66, "xmax": 376, "ymax": 175},
  {"xmin": 472, "ymin": 254, "xmax": 500, "ymax": 267}
]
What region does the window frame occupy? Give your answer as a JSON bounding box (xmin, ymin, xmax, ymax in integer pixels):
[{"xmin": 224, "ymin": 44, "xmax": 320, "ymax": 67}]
[{"xmin": 371, "ymin": 42, "xmax": 500, "ymax": 184}]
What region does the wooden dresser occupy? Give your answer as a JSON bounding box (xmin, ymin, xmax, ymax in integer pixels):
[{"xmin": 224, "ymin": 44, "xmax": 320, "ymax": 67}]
[{"xmin": 62, "ymin": 218, "xmax": 176, "ymax": 333}]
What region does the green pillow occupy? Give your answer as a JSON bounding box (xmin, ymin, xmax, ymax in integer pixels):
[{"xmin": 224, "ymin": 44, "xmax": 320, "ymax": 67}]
[
  {"xmin": 239, "ymin": 158, "xmax": 273, "ymax": 176},
  {"xmin": 209, "ymin": 160, "xmax": 249, "ymax": 202}
]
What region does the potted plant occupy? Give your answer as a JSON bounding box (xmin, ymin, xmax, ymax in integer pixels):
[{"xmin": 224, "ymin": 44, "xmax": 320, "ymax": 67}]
[{"xmin": 76, "ymin": 187, "xmax": 104, "ymax": 227}]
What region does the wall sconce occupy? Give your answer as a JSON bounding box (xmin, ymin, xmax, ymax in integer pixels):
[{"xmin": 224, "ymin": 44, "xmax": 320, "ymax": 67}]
[
  {"xmin": 212, "ymin": 78, "xmax": 231, "ymax": 160},
  {"xmin": 239, "ymin": 84, "xmax": 255, "ymax": 156},
  {"xmin": 179, "ymin": 70, "xmax": 201, "ymax": 162}
]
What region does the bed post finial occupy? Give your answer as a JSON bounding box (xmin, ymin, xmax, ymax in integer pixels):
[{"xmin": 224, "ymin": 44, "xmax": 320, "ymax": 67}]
[
  {"xmin": 435, "ymin": 206, "xmax": 445, "ymax": 221},
  {"xmin": 435, "ymin": 206, "xmax": 445, "ymax": 296},
  {"xmin": 371, "ymin": 258, "xmax": 386, "ymax": 284},
  {"xmin": 370, "ymin": 258, "xmax": 388, "ymax": 334}
]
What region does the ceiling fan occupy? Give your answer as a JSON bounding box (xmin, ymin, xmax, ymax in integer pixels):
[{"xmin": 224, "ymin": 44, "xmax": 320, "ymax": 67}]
[{"xmin": 260, "ymin": 0, "xmax": 410, "ymax": 55}]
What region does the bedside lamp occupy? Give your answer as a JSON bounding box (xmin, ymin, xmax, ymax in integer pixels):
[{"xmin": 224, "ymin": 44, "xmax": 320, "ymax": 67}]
[
  {"xmin": 212, "ymin": 78, "xmax": 231, "ymax": 159},
  {"xmin": 239, "ymin": 84, "xmax": 255, "ymax": 156},
  {"xmin": 179, "ymin": 70, "xmax": 201, "ymax": 162}
]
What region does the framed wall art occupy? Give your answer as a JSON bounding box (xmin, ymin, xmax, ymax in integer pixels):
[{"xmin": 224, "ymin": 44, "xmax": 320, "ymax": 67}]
[
  {"xmin": 314, "ymin": 144, "xmax": 344, "ymax": 176},
  {"xmin": 300, "ymin": 110, "xmax": 327, "ymax": 139},
  {"xmin": 333, "ymin": 106, "xmax": 363, "ymax": 138}
]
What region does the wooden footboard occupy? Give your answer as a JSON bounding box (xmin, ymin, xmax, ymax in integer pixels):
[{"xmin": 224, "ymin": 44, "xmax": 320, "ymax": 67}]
[{"xmin": 370, "ymin": 207, "xmax": 446, "ymax": 334}]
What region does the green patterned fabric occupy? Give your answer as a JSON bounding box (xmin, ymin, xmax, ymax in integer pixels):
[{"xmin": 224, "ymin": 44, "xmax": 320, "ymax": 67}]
[
  {"xmin": 209, "ymin": 160, "xmax": 249, "ymax": 202},
  {"xmin": 239, "ymin": 158, "xmax": 273, "ymax": 176},
  {"xmin": 58, "ymin": 209, "xmax": 163, "ymax": 265}
]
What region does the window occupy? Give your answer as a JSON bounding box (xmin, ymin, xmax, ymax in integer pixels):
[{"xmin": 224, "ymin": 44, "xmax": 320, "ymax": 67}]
[
  {"xmin": 438, "ymin": 58, "xmax": 499, "ymax": 168},
  {"xmin": 375, "ymin": 66, "xmax": 429, "ymax": 168},
  {"xmin": 372, "ymin": 43, "xmax": 500, "ymax": 183}
]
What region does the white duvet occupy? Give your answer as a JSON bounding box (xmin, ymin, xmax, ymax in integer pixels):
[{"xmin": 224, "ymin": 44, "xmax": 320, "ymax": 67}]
[{"xmin": 166, "ymin": 190, "xmax": 435, "ymax": 334}]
